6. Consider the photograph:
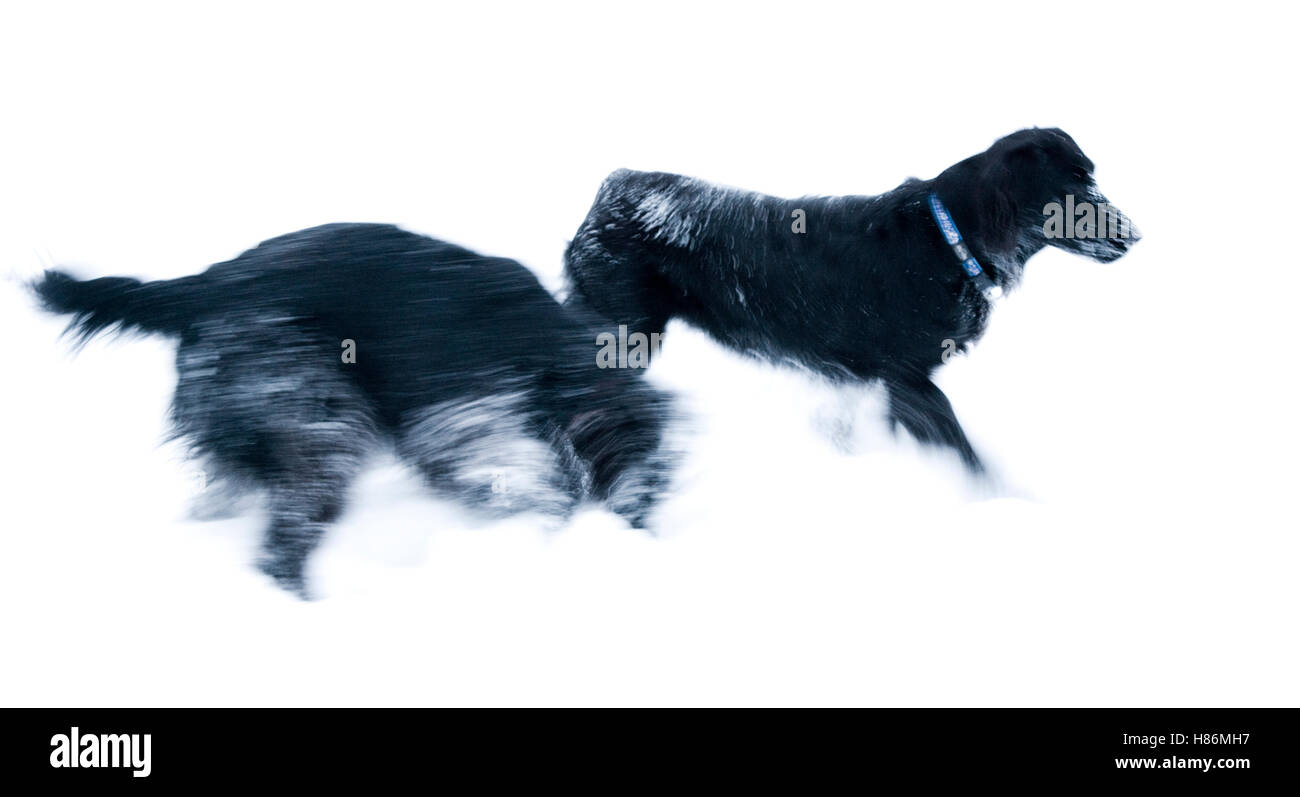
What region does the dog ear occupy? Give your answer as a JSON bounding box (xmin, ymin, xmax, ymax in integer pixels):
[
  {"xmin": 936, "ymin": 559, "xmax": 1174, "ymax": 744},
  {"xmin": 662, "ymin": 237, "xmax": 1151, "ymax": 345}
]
[{"xmin": 972, "ymin": 144, "xmax": 1042, "ymax": 255}]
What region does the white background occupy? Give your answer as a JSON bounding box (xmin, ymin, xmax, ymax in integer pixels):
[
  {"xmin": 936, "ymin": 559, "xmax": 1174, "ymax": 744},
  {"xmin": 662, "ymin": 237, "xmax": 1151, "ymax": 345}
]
[{"xmin": 1, "ymin": 1, "xmax": 1296, "ymax": 706}]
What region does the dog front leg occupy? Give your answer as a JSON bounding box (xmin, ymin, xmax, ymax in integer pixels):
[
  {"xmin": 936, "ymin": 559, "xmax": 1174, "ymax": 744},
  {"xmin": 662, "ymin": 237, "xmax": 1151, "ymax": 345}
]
[{"xmin": 885, "ymin": 373, "xmax": 985, "ymax": 474}]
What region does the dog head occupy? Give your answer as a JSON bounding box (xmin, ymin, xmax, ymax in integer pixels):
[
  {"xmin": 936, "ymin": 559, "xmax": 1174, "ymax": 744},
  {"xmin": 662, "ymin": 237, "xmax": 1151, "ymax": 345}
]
[{"xmin": 981, "ymin": 128, "xmax": 1140, "ymax": 263}]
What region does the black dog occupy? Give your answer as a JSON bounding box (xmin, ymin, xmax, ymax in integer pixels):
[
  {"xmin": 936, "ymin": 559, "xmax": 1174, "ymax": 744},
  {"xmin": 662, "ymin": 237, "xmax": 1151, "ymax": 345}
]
[
  {"xmin": 564, "ymin": 128, "xmax": 1139, "ymax": 472},
  {"xmin": 34, "ymin": 224, "xmax": 675, "ymax": 596}
]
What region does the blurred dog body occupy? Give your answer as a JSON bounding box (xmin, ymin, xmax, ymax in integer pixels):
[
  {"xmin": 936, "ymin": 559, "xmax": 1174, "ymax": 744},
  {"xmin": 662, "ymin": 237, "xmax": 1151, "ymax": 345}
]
[{"xmin": 35, "ymin": 224, "xmax": 675, "ymax": 596}]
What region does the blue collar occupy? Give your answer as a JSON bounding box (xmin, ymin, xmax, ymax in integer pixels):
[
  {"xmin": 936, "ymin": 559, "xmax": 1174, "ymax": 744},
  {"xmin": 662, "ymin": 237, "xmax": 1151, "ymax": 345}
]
[{"xmin": 927, "ymin": 193, "xmax": 1001, "ymax": 299}]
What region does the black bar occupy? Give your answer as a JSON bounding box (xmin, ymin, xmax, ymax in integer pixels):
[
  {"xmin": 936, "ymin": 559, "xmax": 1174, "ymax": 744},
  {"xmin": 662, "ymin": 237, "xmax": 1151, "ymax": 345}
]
[{"xmin": 1, "ymin": 708, "xmax": 1291, "ymax": 785}]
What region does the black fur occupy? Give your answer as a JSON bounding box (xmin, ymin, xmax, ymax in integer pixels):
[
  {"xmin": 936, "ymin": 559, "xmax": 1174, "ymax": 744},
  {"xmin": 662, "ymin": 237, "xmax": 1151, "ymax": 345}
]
[
  {"xmin": 34, "ymin": 224, "xmax": 675, "ymax": 597},
  {"xmin": 564, "ymin": 128, "xmax": 1140, "ymax": 472}
]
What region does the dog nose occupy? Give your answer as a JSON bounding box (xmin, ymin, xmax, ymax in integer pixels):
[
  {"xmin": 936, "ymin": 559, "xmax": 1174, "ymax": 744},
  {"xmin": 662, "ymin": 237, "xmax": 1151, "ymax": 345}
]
[
  {"xmin": 1101, "ymin": 204, "xmax": 1139, "ymax": 245},
  {"xmin": 1087, "ymin": 190, "xmax": 1139, "ymax": 246}
]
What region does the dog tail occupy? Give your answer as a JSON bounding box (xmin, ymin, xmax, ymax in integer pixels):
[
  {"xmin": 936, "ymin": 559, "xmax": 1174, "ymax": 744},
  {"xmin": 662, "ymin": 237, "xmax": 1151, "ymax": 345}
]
[{"xmin": 31, "ymin": 269, "xmax": 206, "ymax": 343}]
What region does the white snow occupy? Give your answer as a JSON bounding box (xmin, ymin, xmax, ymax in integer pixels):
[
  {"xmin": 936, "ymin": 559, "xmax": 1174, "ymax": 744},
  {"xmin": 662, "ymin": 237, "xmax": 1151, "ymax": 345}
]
[{"xmin": 1, "ymin": 2, "xmax": 1296, "ymax": 706}]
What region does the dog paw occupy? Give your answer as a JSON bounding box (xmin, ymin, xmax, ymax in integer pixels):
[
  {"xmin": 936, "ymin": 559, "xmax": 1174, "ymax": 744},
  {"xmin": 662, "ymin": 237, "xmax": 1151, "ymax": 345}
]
[{"xmin": 256, "ymin": 555, "xmax": 314, "ymax": 600}]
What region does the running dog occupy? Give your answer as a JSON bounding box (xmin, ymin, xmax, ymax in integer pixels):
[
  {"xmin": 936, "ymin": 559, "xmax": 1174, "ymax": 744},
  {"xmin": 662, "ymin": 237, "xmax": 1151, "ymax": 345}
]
[
  {"xmin": 34, "ymin": 224, "xmax": 675, "ymax": 596},
  {"xmin": 564, "ymin": 128, "xmax": 1139, "ymax": 472}
]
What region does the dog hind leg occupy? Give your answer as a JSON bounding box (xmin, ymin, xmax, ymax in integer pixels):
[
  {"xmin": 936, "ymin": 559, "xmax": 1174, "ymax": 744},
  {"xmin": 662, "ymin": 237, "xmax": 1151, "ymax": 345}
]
[
  {"xmin": 254, "ymin": 420, "xmax": 371, "ymax": 597},
  {"xmin": 172, "ymin": 317, "xmax": 377, "ymax": 596}
]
